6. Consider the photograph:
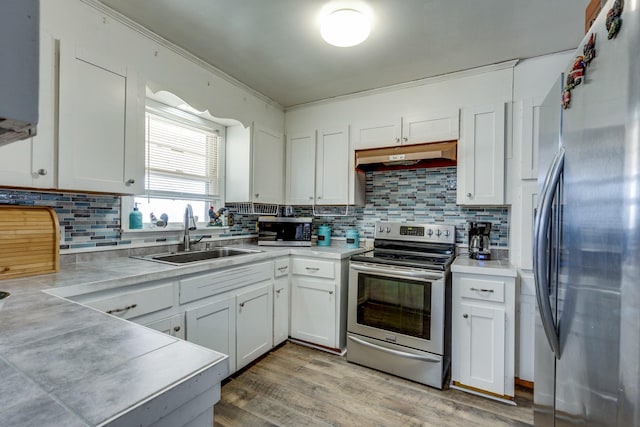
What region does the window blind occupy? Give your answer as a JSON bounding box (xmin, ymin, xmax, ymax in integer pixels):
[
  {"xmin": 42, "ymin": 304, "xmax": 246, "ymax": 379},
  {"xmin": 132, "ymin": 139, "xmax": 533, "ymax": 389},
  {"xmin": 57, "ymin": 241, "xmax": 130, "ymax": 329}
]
[{"xmin": 145, "ymin": 111, "xmax": 220, "ymax": 200}]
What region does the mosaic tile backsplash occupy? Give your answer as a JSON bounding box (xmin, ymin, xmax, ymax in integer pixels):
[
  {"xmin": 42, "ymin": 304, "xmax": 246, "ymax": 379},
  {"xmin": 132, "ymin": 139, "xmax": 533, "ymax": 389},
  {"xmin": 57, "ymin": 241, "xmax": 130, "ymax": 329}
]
[{"xmin": 0, "ymin": 166, "xmax": 509, "ymax": 250}]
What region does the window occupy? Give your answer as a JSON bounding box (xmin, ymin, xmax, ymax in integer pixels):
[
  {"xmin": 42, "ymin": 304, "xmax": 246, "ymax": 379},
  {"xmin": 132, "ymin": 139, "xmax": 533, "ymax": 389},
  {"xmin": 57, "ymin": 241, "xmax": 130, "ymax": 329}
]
[{"xmin": 130, "ymin": 100, "xmax": 225, "ymax": 228}]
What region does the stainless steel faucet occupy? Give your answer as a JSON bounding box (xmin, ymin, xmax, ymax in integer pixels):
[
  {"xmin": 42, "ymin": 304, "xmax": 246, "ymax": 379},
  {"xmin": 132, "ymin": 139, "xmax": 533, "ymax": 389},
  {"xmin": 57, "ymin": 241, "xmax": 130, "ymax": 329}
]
[{"xmin": 183, "ymin": 204, "xmax": 197, "ymax": 251}]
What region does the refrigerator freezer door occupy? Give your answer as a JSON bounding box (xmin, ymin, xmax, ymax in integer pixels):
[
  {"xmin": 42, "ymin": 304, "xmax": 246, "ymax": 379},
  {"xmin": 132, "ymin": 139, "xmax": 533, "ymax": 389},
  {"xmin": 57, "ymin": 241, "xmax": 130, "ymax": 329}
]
[{"xmin": 534, "ymin": 73, "xmax": 564, "ymax": 427}]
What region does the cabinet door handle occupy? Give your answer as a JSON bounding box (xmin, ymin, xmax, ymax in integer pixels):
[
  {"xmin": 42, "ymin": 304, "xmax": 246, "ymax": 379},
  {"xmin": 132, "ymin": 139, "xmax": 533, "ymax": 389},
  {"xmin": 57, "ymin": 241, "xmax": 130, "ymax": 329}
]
[
  {"xmin": 126, "ymin": 178, "xmax": 135, "ymax": 184},
  {"xmin": 276, "ymin": 288, "xmax": 284, "ymax": 294},
  {"xmin": 328, "ymin": 290, "xmax": 334, "ymax": 295},
  {"xmin": 470, "ymin": 287, "xmax": 494, "ymax": 293},
  {"xmin": 402, "ymin": 137, "xmax": 408, "ymax": 142},
  {"xmin": 106, "ymin": 303, "xmax": 137, "ymax": 314},
  {"xmin": 254, "ymin": 193, "xmax": 259, "ymax": 198},
  {"xmin": 463, "ymin": 314, "xmax": 469, "ymax": 318},
  {"xmin": 467, "ymin": 192, "xmax": 473, "ymax": 198},
  {"xmin": 239, "ymin": 302, "xmax": 245, "ymax": 308},
  {"xmin": 395, "ymin": 137, "xmax": 400, "ymax": 143},
  {"xmin": 173, "ymin": 326, "xmax": 181, "ymax": 332},
  {"xmin": 37, "ymin": 168, "xmax": 48, "ymax": 176},
  {"xmin": 305, "ymin": 267, "xmax": 320, "ymax": 271},
  {"xmin": 277, "ymin": 266, "xmax": 288, "ymax": 272}
]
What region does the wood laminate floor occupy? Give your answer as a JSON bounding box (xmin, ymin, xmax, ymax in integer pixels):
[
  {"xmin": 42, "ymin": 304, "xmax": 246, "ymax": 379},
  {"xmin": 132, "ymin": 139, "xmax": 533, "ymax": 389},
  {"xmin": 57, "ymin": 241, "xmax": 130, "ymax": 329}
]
[{"xmin": 213, "ymin": 342, "xmax": 533, "ymax": 426}]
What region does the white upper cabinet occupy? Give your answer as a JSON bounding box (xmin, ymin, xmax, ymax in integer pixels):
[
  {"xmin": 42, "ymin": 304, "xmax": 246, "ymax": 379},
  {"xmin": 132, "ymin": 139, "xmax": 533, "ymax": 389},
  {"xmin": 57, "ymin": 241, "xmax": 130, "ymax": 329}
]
[
  {"xmin": 316, "ymin": 126, "xmax": 349, "ymax": 205},
  {"xmin": 286, "ymin": 131, "xmax": 316, "ymax": 205},
  {"xmin": 353, "ymin": 109, "xmax": 459, "ymax": 150},
  {"xmin": 226, "ymin": 122, "xmax": 285, "ymax": 204},
  {"xmin": 0, "ymin": 32, "xmax": 56, "ymax": 189},
  {"xmin": 57, "ymin": 44, "xmax": 143, "ymax": 194},
  {"xmin": 286, "ymin": 125, "xmax": 353, "ymax": 205},
  {"xmin": 457, "ymin": 103, "xmax": 506, "ymax": 205}
]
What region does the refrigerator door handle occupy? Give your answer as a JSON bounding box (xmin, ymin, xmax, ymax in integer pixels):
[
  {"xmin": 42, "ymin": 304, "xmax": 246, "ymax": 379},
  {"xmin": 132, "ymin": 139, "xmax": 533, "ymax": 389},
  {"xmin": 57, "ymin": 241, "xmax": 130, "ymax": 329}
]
[{"xmin": 533, "ymin": 147, "xmax": 564, "ymax": 358}]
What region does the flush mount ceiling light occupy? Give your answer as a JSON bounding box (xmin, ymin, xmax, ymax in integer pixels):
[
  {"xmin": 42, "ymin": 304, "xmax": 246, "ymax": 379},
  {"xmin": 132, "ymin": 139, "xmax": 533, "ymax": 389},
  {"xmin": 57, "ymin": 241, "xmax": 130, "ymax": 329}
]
[{"xmin": 320, "ymin": 7, "xmax": 371, "ymax": 47}]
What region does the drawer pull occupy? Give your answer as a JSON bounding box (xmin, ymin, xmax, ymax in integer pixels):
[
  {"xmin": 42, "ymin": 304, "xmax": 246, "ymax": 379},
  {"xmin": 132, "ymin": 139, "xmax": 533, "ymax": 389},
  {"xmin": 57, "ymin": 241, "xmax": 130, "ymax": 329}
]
[
  {"xmin": 1, "ymin": 267, "xmax": 10, "ymax": 273},
  {"xmin": 305, "ymin": 267, "xmax": 320, "ymax": 271},
  {"xmin": 106, "ymin": 303, "xmax": 137, "ymax": 314},
  {"xmin": 277, "ymin": 266, "xmax": 288, "ymax": 272},
  {"xmin": 470, "ymin": 287, "xmax": 494, "ymax": 293}
]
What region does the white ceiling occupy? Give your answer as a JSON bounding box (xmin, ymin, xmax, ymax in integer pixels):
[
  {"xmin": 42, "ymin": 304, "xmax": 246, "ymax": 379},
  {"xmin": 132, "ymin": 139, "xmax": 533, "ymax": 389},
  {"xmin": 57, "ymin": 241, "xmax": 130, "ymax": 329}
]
[{"xmin": 98, "ymin": 0, "xmax": 589, "ymax": 108}]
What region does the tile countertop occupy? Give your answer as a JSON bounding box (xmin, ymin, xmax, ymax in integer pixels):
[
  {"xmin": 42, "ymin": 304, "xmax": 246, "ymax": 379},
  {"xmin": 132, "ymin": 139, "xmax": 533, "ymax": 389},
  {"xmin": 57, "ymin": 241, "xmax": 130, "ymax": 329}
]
[
  {"xmin": 451, "ymin": 255, "xmax": 518, "ymax": 278},
  {"xmin": 0, "ymin": 243, "xmax": 364, "ymax": 426}
]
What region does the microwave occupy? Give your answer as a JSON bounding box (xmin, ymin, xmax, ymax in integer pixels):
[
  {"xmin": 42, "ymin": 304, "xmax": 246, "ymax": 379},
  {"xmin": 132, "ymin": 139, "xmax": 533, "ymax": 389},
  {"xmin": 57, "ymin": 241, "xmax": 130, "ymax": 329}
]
[{"xmin": 258, "ymin": 217, "xmax": 313, "ymax": 246}]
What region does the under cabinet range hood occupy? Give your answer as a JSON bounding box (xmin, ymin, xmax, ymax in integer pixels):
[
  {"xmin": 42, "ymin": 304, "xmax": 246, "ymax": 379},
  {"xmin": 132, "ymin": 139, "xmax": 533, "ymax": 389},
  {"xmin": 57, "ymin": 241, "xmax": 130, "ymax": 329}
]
[
  {"xmin": 355, "ymin": 141, "xmax": 457, "ymax": 171},
  {"xmin": 0, "ymin": 0, "xmax": 39, "ymax": 145}
]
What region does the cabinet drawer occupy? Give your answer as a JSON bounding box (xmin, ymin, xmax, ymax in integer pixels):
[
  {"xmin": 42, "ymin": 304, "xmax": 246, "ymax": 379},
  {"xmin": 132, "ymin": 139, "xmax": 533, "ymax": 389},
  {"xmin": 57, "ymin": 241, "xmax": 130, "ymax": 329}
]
[
  {"xmin": 459, "ymin": 277, "xmax": 505, "ymax": 303},
  {"xmin": 292, "ymin": 258, "xmax": 334, "ymax": 279},
  {"xmin": 85, "ymin": 283, "xmax": 174, "ymax": 320},
  {"xmin": 274, "ymin": 258, "xmax": 290, "ymax": 277}
]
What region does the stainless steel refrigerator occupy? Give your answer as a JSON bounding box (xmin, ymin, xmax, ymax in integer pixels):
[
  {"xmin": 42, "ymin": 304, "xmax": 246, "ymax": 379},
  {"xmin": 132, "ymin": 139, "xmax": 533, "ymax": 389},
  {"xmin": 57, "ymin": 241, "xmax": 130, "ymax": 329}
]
[{"xmin": 534, "ymin": 0, "xmax": 640, "ymax": 425}]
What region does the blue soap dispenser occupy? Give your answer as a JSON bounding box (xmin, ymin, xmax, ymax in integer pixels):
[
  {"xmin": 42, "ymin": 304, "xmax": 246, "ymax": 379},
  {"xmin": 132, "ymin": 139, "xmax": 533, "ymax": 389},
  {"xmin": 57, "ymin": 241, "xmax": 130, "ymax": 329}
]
[{"xmin": 129, "ymin": 202, "xmax": 143, "ymax": 229}]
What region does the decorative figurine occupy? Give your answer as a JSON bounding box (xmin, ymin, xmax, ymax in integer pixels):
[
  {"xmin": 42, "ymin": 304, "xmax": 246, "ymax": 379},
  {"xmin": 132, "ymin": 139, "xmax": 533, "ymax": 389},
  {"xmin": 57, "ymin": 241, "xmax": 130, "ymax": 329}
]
[
  {"xmin": 583, "ymin": 33, "xmax": 596, "ymax": 66},
  {"xmin": 159, "ymin": 213, "xmax": 169, "ymax": 227},
  {"xmin": 606, "ymin": 0, "xmax": 624, "ymax": 39},
  {"xmin": 207, "ymin": 205, "xmax": 217, "ymax": 226},
  {"xmin": 566, "ymin": 55, "xmax": 586, "ymax": 90},
  {"xmin": 562, "ymin": 89, "xmax": 572, "ymax": 110}
]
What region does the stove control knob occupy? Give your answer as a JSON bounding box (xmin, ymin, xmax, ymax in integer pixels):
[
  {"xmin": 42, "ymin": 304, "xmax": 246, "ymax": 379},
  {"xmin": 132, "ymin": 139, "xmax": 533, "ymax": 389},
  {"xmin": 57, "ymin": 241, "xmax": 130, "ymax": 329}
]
[
  {"xmin": 445, "ymin": 229, "xmax": 450, "ymax": 237},
  {"xmin": 379, "ymin": 226, "xmax": 384, "ymax": 233},
  {"xmin": 436, "ymin": 229, "xmax": 442, "ymax": 237},
  {"xmin": 427, "ymin": 229, "xmax": 433, "ymax": 236},
  {"xmin": 386, "ymin": 227, "xmax": 391, "ymax": 233}
]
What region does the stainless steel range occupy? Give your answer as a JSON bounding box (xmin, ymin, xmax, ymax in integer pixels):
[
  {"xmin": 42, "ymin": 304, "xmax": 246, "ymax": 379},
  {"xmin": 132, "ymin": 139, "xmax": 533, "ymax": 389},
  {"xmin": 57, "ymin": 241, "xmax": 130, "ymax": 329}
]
[{"xmin": 347, "ymin": 221, "xmax": 455, "ymax": 389}]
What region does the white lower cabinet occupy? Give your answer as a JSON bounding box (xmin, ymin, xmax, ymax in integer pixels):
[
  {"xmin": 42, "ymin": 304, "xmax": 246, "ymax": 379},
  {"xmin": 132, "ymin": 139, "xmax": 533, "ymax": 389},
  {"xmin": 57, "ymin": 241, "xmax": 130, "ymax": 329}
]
[
  {"xmin": 144, "ymin": 313, "xmax": 186, "ymax": 340},
  {"xmin": 235, "ymin": 281, "xmax": 274, "ymax": 370},
  {"xmin": 186, "ymin": 295, "xmax": 237, "ymax": 373},
  {"xmin": 273, "ymin": 258, "xmax": 290, "ymax": 346},
  {"xmin": 291, "ymin": 277, "xmax": 336, "ymax": 348},
  {"xmin": 451, "ymin": 262, "xmax": 517, "ymax": 400},
  {"xmin": 290, "ymin": 257, "xmax": 348, "ymax": 351},
  {"xmin": 457, "ymin": 301, "xmax": 506, "ymax": 395}
]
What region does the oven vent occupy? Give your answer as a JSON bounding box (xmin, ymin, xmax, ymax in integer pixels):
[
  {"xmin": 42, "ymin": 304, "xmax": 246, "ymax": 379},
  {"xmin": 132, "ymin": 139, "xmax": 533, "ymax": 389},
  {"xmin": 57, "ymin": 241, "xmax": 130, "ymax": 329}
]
[{"xmin": 355, "ymin": 141, "xmax": 457, "ymax": 172}]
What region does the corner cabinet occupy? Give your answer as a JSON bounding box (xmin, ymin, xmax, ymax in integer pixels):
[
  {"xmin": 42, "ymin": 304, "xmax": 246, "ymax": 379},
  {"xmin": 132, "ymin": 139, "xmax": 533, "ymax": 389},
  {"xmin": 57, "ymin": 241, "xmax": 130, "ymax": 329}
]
[
  {"xmin": 273, "ymin": 258, "xmax": 290, "ymax": 346},
  {"xmin": 451, "ymin": 259, "xmax": 517, "ymax": 401},
  {"xmin": 290, "ymin": 257, "xmax": 349, "ymax": 352},
  {"xmin": 57, "ymin": 43, "xmax": 144, "ymax": 194},
  {"xmin": 286, "ymin": 126, "xmax": 353, "ymax": 205},
  {"xmin": 457, "ymin": 103, "xmax": 506, "ymax": 205},
  {"xmin": 226, "ymin": 122, "xmax": 284, "ymax": 204}
]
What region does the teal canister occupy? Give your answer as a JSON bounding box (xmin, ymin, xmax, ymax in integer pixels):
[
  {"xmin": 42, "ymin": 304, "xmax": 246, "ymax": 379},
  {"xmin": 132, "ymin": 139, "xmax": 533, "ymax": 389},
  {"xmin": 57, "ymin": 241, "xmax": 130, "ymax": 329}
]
[
  {"xmin": 129, "ymin": 203, "xmax": 143, "ymax": 229},
  {"xmin": 345, "ymin": 229, "xmax": 360, "ymax": 248},
  {"xmin": 317, "ymin": 225, "xmax": 331, "ymax": 246}
]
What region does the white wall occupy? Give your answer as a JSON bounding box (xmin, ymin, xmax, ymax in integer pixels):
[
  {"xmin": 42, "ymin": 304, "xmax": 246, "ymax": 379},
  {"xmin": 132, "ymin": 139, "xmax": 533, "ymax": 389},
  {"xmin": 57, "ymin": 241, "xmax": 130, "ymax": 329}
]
[
  {"xmin": 285, "ymin": 64, "xmax": 514, "ymax": 134},
  {"xmin": 42, "ymin": 0, "xmax": 284, "ymax": 131}
]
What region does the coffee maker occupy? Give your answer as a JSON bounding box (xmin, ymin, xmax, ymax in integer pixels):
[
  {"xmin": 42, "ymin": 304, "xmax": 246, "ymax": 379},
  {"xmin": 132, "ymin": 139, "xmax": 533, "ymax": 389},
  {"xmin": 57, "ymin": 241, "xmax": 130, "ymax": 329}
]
[{"xmin": 468, "ymin": 221, "xmax": 492, "ymax": 260}]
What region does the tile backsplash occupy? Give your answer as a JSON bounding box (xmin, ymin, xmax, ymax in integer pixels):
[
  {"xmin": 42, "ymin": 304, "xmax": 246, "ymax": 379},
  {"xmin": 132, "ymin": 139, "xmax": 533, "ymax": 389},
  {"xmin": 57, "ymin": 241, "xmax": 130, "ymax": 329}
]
[
  {"xmin": 0, "ymin": 166, "xmax": 509, "ymax": 251},
  {"xmin": 292, "ymin": 166, "xmax": 509, "ymax": 247}
]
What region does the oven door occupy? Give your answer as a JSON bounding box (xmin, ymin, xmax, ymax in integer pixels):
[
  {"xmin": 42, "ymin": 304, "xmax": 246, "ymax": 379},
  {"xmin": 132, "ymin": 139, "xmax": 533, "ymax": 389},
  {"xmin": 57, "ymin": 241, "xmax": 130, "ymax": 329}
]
[{"xmin": 348, "ymin": 261, "xmax": 445, "ymax": 355}]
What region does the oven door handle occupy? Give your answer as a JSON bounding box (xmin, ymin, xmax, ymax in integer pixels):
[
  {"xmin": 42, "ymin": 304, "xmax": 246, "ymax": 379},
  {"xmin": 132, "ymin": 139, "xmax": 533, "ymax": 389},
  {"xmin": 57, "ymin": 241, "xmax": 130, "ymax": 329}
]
[
  {"xmin": 350, "ymin": 263, "xmax": 442, "ymax": 281},
  {"xmin": 348, "ymin": 336, "xmax": 441, "ymax": 363}
]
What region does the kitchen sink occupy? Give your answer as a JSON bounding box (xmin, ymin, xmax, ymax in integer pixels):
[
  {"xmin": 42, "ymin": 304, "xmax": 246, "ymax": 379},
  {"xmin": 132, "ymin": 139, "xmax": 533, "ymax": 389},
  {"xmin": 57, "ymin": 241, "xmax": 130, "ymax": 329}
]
[{"xmin": 133, "ymin": 247, "xmax": 262, "ymax": 265}]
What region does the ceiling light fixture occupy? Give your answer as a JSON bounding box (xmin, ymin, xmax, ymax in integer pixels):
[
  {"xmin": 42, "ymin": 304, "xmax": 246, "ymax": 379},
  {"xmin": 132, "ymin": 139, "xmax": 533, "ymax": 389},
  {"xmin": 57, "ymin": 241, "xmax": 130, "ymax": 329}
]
[{"xmin": 320, "ymin": 7, "xmax": 371, "ymax": 47}]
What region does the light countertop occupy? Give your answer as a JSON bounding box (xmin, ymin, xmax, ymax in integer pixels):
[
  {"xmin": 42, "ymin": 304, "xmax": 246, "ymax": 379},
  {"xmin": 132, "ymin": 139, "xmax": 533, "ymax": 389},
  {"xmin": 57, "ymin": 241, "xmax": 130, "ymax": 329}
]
[
  {"xmin": 451, "ymin": 255, "xmax": 518, "ymax": 277},
  {"xmin": 0, "ymin": 243, "xmax": 364, "ymax": 426}
]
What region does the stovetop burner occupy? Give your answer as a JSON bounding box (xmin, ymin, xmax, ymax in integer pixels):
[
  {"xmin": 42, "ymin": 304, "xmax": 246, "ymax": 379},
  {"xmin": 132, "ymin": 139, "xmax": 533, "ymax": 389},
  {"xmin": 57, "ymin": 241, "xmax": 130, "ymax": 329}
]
[{"xmin": 350, "ymin": 221, "xmax": 456, "ymax": 272}]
